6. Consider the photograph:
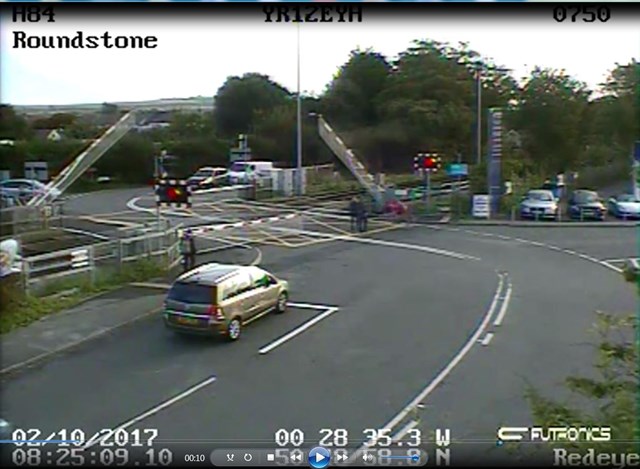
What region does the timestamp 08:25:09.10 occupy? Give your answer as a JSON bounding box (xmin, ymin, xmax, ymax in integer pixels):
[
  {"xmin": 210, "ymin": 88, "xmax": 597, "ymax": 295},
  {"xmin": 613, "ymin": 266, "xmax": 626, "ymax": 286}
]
[{"xmin": 6, "ymin": 428, "xmax": 174, "ymax": 467}]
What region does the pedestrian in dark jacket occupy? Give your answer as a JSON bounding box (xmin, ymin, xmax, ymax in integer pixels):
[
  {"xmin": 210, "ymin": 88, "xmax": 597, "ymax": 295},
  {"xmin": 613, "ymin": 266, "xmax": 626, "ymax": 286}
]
[
  {"xmin": 349, "ymin": 196, "xmax": 359, "ymax": 232},
  {"xmin": 180, "ymin": 229, "xmax": 197, "ymax": 271}
]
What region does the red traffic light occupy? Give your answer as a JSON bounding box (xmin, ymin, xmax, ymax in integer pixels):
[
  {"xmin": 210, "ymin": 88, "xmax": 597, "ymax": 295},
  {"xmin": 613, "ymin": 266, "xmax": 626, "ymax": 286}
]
[
  {"xmin": 167, "ymin": 187, "xmax": 182, "ymax": 200},
  {"xmin": 423, "ymin": 156, "xmax": 438, "ymax": 169}
]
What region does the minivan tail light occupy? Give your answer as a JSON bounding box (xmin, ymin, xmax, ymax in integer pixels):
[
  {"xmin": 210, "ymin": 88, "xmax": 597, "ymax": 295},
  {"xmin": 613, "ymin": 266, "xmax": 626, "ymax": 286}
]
[{"xmin": 208, "ymin": 305, "xmax": 224, "ymax": 320}]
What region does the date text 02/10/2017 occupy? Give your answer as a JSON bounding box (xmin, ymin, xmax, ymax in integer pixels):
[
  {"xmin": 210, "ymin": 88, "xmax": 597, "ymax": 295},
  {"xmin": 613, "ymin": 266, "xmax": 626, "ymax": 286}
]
[{"xmin": 264, "ymin": 5, "xmax": 363, "ymax": 23}]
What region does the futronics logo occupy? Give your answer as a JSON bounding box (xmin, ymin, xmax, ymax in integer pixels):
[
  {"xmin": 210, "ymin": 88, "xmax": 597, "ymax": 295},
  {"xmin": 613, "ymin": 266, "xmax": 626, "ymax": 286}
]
[{"xmin": 497, "ymin": 426, "xmax": 612, "ymax": 442}]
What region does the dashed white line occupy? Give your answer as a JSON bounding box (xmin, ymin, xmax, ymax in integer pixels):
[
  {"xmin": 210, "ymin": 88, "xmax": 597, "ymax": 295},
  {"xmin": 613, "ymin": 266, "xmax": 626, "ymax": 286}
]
[
  {"xmin": 82, "ymin": 376, "xmax": 216, "ymax": 449},
  {"xmin": 258, "ymin": 307, "xmax": 339, "ymax": 355},
  {"xmin": 391, "ymin": 420, "xmax": 420, "ymax": 442},
  {"xmin": 480, "ymin": 332, "xmax": 494, "ymax": 346},
  {"xmin": 493, "ymin": 283, "xmax": 513, "ymax": 327},
  {"xmin": 578, "ymin": 254, "xmax": 599, "ymax": 262}
]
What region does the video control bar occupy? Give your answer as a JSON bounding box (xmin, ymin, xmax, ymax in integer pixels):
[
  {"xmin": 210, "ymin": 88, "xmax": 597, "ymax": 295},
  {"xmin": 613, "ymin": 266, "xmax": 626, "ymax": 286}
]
[{"xmin": 211, "ymin": 448, "xmax": 428, "ymax": 467}]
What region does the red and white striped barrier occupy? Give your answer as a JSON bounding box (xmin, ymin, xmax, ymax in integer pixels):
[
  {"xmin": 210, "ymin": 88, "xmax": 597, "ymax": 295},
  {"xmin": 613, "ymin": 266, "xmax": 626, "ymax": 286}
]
[{"xmin": 189, "ymin": 213, "xmax": 298, "ymax": 235}]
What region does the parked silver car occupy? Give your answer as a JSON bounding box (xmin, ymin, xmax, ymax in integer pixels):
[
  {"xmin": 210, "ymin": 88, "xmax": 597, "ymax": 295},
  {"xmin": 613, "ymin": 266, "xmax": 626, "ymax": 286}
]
[
  {"xmin": 0, "ymin": 179, "xmax": 61, "ymax": 203},
  {"xmin": 608, "ymin": 194, "xmax": 640, "ymax": 219},
  {"xmin": 519, "ymin": 189, "xmax": 559, "ymax": 220}
]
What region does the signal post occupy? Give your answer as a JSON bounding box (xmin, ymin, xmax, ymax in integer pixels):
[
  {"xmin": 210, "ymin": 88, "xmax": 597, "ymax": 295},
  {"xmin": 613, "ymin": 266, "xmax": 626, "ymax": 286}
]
[{"xmin": 414, "ymin": 153, "xmax": 442, "ymax": 210}]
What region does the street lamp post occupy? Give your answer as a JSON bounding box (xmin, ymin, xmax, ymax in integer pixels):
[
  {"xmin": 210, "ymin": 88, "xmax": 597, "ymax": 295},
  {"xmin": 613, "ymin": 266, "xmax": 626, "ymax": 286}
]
[
  {"xmin": 296, "ymin": 22, "xmax": 303, "ymax": 196},
  {"xmin": 475, "ymin": 67, "xmax": 482, "ymax": 166}
]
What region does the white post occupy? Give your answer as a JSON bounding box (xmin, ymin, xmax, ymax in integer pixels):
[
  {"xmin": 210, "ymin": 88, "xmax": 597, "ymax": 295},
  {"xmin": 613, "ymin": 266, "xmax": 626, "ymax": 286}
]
[{"xmin": 296, "ymin": 22, "xmax": 303, "ymax": 196}]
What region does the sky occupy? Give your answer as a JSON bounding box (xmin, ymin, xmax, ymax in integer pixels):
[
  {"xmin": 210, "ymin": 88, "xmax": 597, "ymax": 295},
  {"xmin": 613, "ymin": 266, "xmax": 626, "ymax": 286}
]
[{"xmin": 1, "ymin": 9, "xmax": 638, "ymax": 106}]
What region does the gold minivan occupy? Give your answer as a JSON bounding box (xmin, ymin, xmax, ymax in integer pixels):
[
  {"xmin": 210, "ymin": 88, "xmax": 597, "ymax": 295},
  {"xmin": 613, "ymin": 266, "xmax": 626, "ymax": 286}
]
[{"xmin": 163, "ymin": 263, "xmax": 289, "ymax": 340}]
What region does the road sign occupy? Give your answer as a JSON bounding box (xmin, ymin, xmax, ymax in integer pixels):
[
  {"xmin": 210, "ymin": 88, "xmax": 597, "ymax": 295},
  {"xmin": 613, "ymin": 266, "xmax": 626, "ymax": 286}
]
[
  {"xmin": 155, "ymin": 179, "xmax": 192, "ymax": 208},
  {"xmin": 472, "ymin": 194, "xmax": 490, "ymax": 219},
  {"xmin": 447, "ymin": 163, "xmax": 468, "ymax": 177}
]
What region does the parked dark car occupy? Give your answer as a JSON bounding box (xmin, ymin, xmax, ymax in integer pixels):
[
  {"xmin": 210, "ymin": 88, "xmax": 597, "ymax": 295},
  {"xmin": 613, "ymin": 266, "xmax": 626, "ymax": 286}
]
[{"xmin": 567, "ymin": 190, "xmax": 607, "ymax": 221}]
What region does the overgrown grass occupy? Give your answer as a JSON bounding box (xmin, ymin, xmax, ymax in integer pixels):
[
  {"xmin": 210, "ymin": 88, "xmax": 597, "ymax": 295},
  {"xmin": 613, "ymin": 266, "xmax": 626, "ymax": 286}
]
[{"xmin": 0, "ymin": 258, "xmax": 165, "ymax": 335}]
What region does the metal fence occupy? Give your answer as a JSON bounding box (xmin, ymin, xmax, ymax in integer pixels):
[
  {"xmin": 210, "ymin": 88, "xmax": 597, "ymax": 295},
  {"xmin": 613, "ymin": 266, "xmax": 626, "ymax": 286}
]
[
  {"xmin": 21, "ymin": 226, "xmax": 181, "ymax": 294},
  {"xmin": 0, "ymin": 202, "xmax": 65, "ymax": 239}
]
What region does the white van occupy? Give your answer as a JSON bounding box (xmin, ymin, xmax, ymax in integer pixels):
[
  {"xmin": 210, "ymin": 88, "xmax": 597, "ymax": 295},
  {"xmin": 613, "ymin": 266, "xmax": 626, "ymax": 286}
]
[{"xmin": 228, "ymin": 161, "xmax": 274, "ymax": 185}]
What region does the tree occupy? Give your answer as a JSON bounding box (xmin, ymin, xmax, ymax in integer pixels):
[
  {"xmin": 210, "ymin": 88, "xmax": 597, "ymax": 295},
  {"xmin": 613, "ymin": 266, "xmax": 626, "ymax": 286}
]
[
  {"xmin": 0, "ymin": 105, "xmax": 30, "ymax": 140},
  {"xmin": 94, "ymin": 134, "xmax": 155, "ymax": 183},
  {"xmin": 31, "ymin": 113, "xmax": 76, "ymax": 130},
  {"xmin": 511, "ymin": 68, "xmax": 591, "ymax": 173},
  {"xmin": 322, "ymin": 48, "xmax": 391, "ymax": 129},
  {"xmin": 251, "ymin": 99, "xmax": 330, "ymax": 167},
  {"xmin": 213, "ymin": 73, "xmax": 291, "ymax": 138}
]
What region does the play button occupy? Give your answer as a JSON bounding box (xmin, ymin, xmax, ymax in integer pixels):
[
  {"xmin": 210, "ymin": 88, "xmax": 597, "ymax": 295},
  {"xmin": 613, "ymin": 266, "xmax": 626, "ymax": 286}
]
[{"xmin": 308, "ymin": 447, "xmax": 330, "ymax": 469}]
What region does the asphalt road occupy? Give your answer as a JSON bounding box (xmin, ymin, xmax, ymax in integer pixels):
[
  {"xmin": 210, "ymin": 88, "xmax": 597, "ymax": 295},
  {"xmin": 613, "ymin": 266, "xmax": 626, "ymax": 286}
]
[{"xmin": 1, "ymin": 222, "xmax": 635, "ymax": 465}]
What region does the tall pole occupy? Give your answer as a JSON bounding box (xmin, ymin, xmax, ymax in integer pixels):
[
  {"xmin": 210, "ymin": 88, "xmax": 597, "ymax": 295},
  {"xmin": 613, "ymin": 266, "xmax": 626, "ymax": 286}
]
[
  {"xmin": 155, "ymin": 153, "xmax": 161, "ymax": 231},
  {"xmin": 296, "ymin": 22, "xmax": 303, "ymax": 196},
  {"xmin": 476, "ymin": 68, "xmax": 482, "ymax": 166}
]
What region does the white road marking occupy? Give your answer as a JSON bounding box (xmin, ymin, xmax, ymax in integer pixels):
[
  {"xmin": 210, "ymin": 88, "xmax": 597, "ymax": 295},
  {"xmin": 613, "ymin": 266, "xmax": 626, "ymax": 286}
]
[
  {"xmin": 599, "ymin": 262, "xmax": 624, "ymax": 273},
  {"xmin": 493, "ymin": 283, "xmax": 513, "ymax": 327},
  {"xmin": 287, "ymin": 302, "xmax": 340, "ymax": 310},
  {"xmin": 578, "ymin": 254, "xmax": 599, "ymax": 262},
  {"xmin": 270, "ymin": 227, "xmax": 480, "ymax": 261},
  {"xmin": 126, "ymin": 196, "xmax": 228, "ymax": 222},
  {"xmin": 480, "ymin": 332, "xmax": 494, "ymax": 346},
  {"xmin": 82, "ymin": 376, "xmax": 216, "ymax": 449},
  {"xmin": 602, "ymin": 258, "xmax": 638, "ymax": 264},
  {"xmin": 258, "ymin": 307, "xmax": 339, "ymax": 355},
  {"xmin": 449, "ymin": 226, "xmax": 629, "ymax": 277},
  {"xmin": 349, "ymin": 272, "xmax": 505, "ymax": 459},
  {"xmin": 391, "ymin": 420, "xmax": 420, "ymax": 442}
]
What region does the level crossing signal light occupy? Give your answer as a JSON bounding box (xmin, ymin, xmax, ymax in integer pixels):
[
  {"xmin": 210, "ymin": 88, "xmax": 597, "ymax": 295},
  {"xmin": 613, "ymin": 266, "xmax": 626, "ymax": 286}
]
[
  {"xmin": 155, "ymin": 179, "xmax": 192, "ymax": 208},
  {"xmin": 415, "ymin": 153, "xmax": 442, "ymax": 174}
]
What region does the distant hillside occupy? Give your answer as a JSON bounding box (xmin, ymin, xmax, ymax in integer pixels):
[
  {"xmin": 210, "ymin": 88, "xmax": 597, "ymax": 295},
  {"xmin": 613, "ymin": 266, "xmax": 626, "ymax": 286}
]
[{"xmin": 12, "ymin": 96, "xmax": 214, "ymax": 115}]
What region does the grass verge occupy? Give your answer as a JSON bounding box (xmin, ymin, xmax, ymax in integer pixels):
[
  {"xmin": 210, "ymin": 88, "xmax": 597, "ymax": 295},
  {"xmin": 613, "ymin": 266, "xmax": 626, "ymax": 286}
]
[{"xmin": 0, "ymin": 258, "xmax": 165, "ymax": 335}]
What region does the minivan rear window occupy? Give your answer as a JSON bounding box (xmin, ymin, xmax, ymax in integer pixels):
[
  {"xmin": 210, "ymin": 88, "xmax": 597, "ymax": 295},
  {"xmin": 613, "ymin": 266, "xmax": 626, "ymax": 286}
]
[{"xmin": 167, "ymin": 282, "xmax": 215, "ymax": 304}]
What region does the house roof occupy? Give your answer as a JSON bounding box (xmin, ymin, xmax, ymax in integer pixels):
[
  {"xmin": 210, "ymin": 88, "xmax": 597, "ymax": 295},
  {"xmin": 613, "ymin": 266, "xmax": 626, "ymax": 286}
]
[{"xmin": 34, "ymin": 128, "xmax": 63, "ymax": 139}]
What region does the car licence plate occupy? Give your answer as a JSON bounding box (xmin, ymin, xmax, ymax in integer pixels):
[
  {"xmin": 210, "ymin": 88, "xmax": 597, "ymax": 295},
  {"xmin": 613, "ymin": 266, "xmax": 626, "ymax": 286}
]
[{"xmin": 176, "ymin": 316, "xmax": 199, "ymax": 326}]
